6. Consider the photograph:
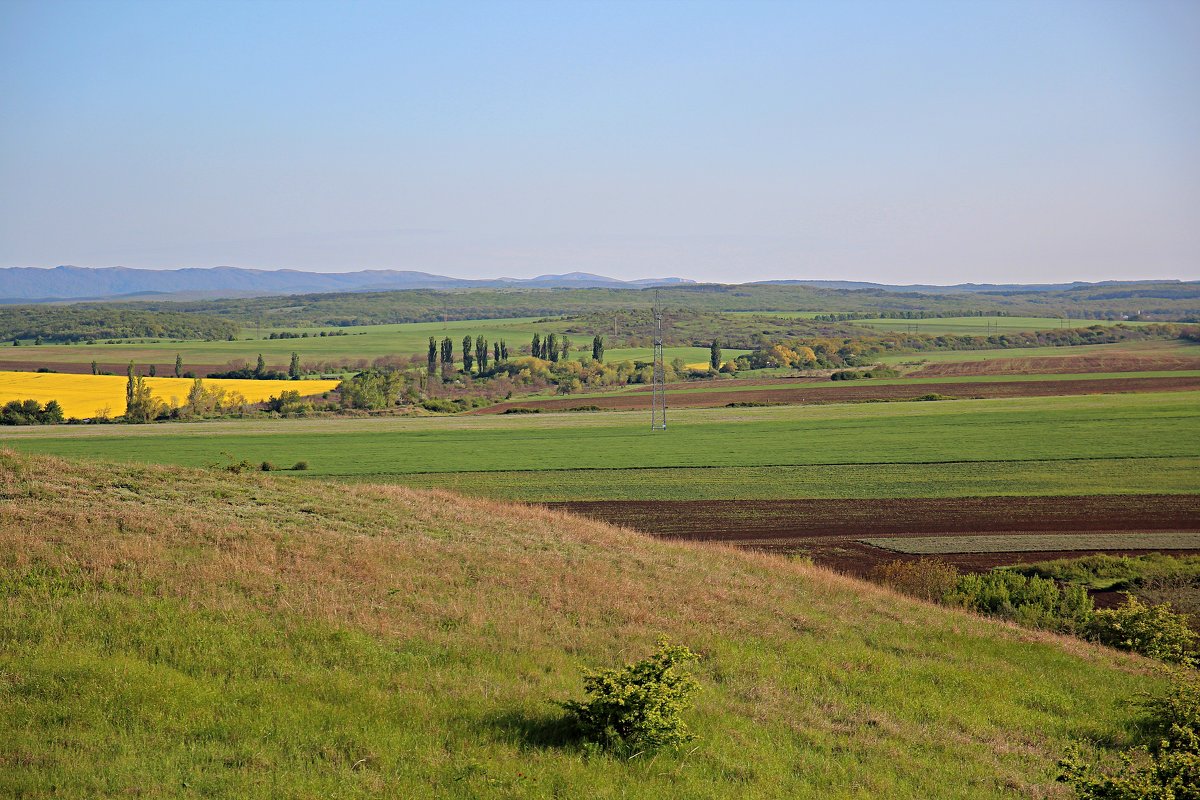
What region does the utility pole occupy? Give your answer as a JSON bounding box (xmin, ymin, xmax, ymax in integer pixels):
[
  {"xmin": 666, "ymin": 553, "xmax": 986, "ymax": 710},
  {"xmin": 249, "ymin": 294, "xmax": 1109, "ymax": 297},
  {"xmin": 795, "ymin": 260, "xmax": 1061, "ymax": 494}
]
[{"xmin": 651, "ymin": 290, "xmax": 666, "ymax": 431}]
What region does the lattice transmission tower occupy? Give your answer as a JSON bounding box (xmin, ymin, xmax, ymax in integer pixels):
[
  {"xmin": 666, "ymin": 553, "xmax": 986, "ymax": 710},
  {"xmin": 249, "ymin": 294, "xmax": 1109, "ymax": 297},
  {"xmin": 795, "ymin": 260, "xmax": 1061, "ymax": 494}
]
[{"xmin": 651, "ymin": 290, "xmax": 666, "ymax": 431}]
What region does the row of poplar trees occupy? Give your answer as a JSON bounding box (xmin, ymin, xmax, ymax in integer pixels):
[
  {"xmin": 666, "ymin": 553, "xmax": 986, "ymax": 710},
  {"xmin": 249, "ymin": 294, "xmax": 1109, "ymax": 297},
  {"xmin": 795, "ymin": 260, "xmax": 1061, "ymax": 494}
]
[{"xmin": 427, "ymin": 336, "xmax": 510, "ymax": 376}]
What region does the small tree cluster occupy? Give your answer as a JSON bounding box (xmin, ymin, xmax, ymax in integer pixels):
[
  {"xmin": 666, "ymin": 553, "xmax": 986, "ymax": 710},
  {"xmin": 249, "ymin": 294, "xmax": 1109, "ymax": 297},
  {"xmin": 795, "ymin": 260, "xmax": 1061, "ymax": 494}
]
[
  {"xmin": 1, "ymin": 399, "xmax": 64, "ymax": 425},
  {"xmin": 1088, "ymin": 594, "xmax": 1198, "ymax": 666},
  {"xmin": 560, "ymin": 638, "xmax": 701, "ymax": 754}
]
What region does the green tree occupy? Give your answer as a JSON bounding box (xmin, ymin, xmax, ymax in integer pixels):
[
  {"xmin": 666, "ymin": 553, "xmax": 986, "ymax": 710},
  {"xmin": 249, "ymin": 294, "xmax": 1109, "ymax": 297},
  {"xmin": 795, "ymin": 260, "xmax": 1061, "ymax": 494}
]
[
  {"xmin": 475, "ymin": 335, "xmax": 488, "ymax": 373},
  {"xmin": 560, "ymin": 638, "xmax": 701, "ymax": 753},
  {"xmin": 91, "ymin": 360, "xmax": 98, "ymax": 375},
  {"xmin": 124, "ymin": 363, "xmax": 158, "ymax": 423},
  {"xmin": 710, "ymin": 339, "xmax": 721, "ymax": 370},
  {"xmin": 531, "ymin": 333, "xmax": 541, "ymax": 359},
  {"xmin": 255, "ymin": 353, "xmax": 266, "ymax": 377},
  {"xmin": 148, "ymin": 364, "xmax": 157, "ymax": 377},
  {"xmin": 427, "ymin": 337, "xmax": 437, "ymax": 375},
  {"xmin": 288, "ymin": 351, "xmax": 301, "ymax": 379},
  {"xmin": 592, "ymin": 335, "xmax": 604, "ymax": 362},
  {"xmin": 547, "ymin": 333, "xmax": 559, "ymax": 362},
  {"xmin": 500, "ymin": 339, "xmax": 508, "ymax": 360},
  {"xmin": 461, "ymin": 335, "xmax": 474, "ymax": 373},
  {"xmin": 493, "ymin": 341, "xmax": 500, "ymax": 364},
  {"xmin": 440, "ymin": 337, "xmax": 454, "ymax": 373},
  {"xmin": 561, "ymin": 336, "xmax": 571, "ymax": 361},
  {"xmin": 125, "ymin": 362, "xmax": 136, "ymax": 409},
  {"xmin": 174, "ymin": 353, "xmax": 183, "ymax": 378}
]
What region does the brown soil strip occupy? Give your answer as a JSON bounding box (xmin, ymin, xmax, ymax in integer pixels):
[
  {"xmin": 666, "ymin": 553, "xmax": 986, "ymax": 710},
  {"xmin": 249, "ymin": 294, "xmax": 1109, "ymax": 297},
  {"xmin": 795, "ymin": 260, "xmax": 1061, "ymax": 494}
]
[
  {"xmin": 0, "ymin": 360, "xmax": 231, "ymax": 376},
  {"xmin": 910, "ymin": 354, "xmax": 1200, "ymax": 377},
  {"xmin": 478, "ymin": 375, "xmax": 1200, "ymax": 414},
  {"xmin": 546, "ymin": 496, "xmax": 1200, "ymax": 576}
]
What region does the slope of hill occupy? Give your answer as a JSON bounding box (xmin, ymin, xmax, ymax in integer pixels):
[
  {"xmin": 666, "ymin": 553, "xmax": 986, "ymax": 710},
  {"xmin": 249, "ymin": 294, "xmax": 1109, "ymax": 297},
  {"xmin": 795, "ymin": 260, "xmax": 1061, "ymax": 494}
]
[
  {"xmin": 0, "ymin": 266, "xmax": 695, "ymax": 301},
  {"xmin": 0, "ymin": 451, "xmax": 1162, "ymax": 798}
]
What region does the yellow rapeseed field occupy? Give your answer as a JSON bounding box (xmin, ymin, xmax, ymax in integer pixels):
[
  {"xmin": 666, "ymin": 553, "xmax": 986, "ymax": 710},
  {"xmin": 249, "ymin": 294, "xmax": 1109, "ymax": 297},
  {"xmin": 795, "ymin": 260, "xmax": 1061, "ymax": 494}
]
[{"xmin": 0, "ymin": 371, "xmax": 341, "ymax": 419}]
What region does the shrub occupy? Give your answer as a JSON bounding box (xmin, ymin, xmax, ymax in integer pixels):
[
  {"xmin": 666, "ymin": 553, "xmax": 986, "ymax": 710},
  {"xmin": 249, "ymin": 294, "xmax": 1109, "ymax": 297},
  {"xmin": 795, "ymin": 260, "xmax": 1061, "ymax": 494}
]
[
  {"xmin": 1087, "ymin": 594, "xmax": 1198, "ymax": 666},
  {"xmin": 867, "ymin": 559, "xmax": 960, "ymax": 603},
  {"xmin": 292, "ymin": 461, "xmax": 310, "ymax": 471},
  {"xmin": 560, "ymin": 638, "xmax": 701, "ymax": 754},
  {"xmin": 1058, "ymin": 669, "xmax": 1200, "ymax": 799},
  {"xmin": 260, "ymin": 461, "xmax": 275, "ymax": 472},
  {"xmin": 502, "ymin": 407, "xmax": 541, "ymax": 414},
  {"xmin": 945, "ymin": 570, "xmax": 1093, "ymax": 633}
]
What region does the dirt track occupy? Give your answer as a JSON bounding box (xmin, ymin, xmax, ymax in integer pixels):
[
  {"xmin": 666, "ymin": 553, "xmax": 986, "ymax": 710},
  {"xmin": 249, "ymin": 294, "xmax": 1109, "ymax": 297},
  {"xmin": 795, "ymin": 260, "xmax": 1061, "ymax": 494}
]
[
  {"xmin": 478, "ymin": 375, "xmax": 1200, "ymax": 414},
  {"xmin": 547, "ymin": 495, "xmax": 1200, "ymax": 576}
]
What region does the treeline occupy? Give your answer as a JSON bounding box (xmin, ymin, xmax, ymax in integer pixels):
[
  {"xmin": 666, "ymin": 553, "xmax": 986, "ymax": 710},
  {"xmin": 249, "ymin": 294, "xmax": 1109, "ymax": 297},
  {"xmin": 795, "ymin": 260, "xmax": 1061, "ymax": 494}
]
[
  {"xmin": 105, "ymin": 280, "xmax": 1200, "ymax": 328},
  {"xmin": 0, "ymin": 304, "xmax": 240, "ymax": 342},
  {"xmin": 745, "ymin": 323, "xmax": 1189, "ymax": 369}
]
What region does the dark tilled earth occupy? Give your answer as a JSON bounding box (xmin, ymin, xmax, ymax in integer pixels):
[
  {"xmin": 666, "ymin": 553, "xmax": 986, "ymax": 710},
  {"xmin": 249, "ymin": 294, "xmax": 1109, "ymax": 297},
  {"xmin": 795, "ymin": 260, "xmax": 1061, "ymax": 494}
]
[
  {"xmin": 546, "ymin": 495, "xmax": 1200, "ymax": 576},
  {"xmin": 479, "ymin": 375, "xmax": 1200, "ymax": 413}
]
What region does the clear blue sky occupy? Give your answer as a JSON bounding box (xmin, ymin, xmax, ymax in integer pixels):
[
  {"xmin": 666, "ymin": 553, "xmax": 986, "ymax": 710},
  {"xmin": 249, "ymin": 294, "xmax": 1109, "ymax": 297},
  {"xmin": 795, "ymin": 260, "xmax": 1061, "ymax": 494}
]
[{"xmin": 1, "ymin": 0, "xmax": 1197, "ymax": 283}]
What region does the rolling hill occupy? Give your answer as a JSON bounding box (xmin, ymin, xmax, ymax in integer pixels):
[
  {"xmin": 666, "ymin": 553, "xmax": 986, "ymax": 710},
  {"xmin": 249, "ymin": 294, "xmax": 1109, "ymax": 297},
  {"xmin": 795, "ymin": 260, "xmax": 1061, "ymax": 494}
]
[
  {"xmin": 0, "ymin": 266, "xmax": 694, "ymax": 302},
  {"xmin": 0, "ymin": 450, "xmax": 1163, "ymax": 798}
]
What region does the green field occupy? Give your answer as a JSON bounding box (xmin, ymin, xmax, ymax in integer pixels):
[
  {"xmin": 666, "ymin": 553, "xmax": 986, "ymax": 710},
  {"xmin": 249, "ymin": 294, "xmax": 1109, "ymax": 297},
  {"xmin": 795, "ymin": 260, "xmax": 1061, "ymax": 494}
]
[
  {"xmin": 7, "ymin": 316, "xmax": 746, "ymax": 372},
  {"xmin": 4, "ymin": 391, "xmax": 1198, "ymax": 500}
]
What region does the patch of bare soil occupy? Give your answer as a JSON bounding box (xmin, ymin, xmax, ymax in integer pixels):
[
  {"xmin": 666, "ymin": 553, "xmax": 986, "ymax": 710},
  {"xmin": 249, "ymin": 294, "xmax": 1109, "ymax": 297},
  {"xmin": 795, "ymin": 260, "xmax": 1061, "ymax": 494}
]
[
  {"xmin": 910, "ymin": 354, "xmax": 1200, "ymax": 377},
  {"xmin": 478, "ymin": 375, "xmax": 1200, "ymax": 414},
  {"xmin": 546, "ymin": 496, "xmax": 1200, "ymax": 576}
]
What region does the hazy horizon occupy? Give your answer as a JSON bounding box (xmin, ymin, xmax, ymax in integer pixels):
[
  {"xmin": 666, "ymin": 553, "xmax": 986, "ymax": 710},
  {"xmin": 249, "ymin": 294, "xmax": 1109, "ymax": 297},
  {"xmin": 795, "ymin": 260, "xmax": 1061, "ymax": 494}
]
[{"xmin": 3, "ymin": 0, "xmax": 1198, "ymax": 284}]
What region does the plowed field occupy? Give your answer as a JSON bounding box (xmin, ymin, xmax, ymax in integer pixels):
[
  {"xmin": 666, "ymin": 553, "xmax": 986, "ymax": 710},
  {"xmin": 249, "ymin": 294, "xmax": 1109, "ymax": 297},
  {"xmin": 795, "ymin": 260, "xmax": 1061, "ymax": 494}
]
[
  {"xmin": 547, "ymin": 495, "xmax": 1200, "ymax": 576},
  {"xmin": 477, "ymin": 375, "xmax": 1200, "ymax": 413},
  {"xmin": 910, "ymin": 354, "xmax": 1200, "ymax": 377}
]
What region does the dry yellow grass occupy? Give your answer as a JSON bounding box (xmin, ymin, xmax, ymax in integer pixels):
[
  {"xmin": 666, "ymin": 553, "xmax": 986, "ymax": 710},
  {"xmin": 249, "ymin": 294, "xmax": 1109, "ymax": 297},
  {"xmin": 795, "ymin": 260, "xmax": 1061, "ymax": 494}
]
[
  {"xmin": 0, "ymin": 370, "xmax": 340, "ymax": 418},
  {"xmin": 0, "ymin": 450, "xmax": 1165, "ymax": 798}
]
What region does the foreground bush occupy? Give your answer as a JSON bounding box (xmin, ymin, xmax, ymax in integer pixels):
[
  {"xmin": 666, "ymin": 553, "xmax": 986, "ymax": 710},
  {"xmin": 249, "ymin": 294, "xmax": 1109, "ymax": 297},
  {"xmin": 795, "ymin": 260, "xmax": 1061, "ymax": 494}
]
[
  {"xmin": 1059, "ymin": 669, "xmax": 1200, "ymax": 799},
  {"xmin": 560, "ymin": 639, "xmax": 700, "ymax": 753},
  {"xmin": 1088, "ymin": 595, "xmax": 1198, "ymax": 667}
]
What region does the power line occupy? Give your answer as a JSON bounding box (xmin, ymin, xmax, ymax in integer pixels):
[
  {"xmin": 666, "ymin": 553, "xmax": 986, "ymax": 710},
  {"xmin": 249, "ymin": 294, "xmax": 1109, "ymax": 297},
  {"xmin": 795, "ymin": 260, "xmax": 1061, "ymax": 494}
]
[{"xmin": 651, "ymin": 289, "xmax": 666, "ymax": 431}]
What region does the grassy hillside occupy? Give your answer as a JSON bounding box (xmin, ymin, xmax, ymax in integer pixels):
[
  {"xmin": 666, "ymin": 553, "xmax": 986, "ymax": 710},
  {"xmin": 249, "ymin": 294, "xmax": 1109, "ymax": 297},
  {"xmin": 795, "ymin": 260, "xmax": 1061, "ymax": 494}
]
[{"xmin": 0, "ymin": 450, "xmax": 1169, "ymax": 798}]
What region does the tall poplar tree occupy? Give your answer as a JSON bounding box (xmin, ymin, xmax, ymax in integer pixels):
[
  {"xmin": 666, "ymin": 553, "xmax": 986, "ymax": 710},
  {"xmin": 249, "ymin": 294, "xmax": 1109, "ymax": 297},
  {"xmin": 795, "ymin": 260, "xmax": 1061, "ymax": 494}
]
[
  {"xmin": 592, "ymin": 335, "xmax": 604, "ymax": 362},
  {"xmin": 710, "ymin": 340, "xmax": 721, "ymax": 370},
  {"xmin": 427, "ymin": 337, "xmax": 437, "ymax": 375},
  {"xmin": 531, "ymin": 333, "xmax": 541, "ymax": 360},
  {"xmin": 461, "ymin": 335, "xmax": 474, "ymax": 373},
  {"xmin": 547, "ymin": 333, "xmax": 559, "ymax": 362}
]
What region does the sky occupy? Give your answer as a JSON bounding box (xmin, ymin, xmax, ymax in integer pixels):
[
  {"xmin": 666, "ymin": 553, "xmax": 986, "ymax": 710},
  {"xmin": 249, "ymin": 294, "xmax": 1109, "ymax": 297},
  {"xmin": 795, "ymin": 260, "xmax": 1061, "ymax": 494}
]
[{"xmin": 1, "ymin": 0, "xmax": 1198, "ymax": 285}]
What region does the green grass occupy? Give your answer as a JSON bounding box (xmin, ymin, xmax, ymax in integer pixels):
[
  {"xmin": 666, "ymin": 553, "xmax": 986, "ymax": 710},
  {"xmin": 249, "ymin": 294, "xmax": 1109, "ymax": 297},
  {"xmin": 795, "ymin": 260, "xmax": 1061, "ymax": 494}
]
[
  {"xmin": 862, "ymin": 533, "xmax": 1200, "ymax": 555},
  {"xmin": 0, "ymin": 452, "xmax": 1169, "ymax": 797},
  {"xmin": 366, "ymin": 458, "xmax": 1200, "ymax": 501},
  {"xmin": 3, "ymin": 392, "xmax": 1198, "ymax": 500}
]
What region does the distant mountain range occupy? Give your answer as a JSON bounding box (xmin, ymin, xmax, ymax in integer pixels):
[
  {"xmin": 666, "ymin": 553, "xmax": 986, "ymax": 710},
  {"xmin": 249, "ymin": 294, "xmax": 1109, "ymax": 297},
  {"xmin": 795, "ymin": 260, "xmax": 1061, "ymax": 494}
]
[
  {"xmin": 0, "ymin": 266, "xmax": 696, "ymax": 301},
  {"xmin": 748, "ymin": 279, "xmax": 1196, "ymax": 294},
  {"xmin": 0, "ymin": 266, "xmax": 1194, "ymax": 303}
]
